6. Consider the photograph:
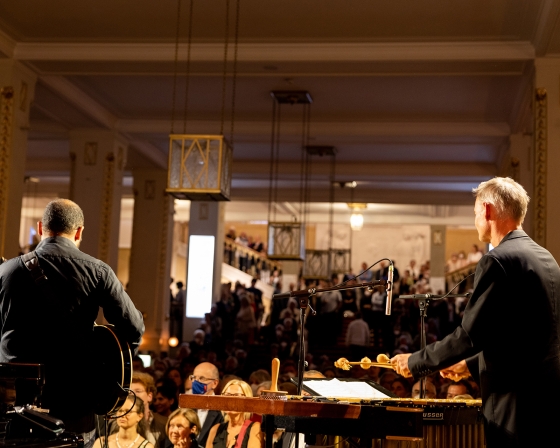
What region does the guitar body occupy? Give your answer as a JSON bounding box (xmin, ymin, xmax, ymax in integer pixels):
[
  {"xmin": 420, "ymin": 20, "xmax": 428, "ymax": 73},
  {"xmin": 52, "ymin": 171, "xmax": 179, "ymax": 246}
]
[{"xmin": 92, "ymin": 324, "xmax": 132, "ymax": 415}]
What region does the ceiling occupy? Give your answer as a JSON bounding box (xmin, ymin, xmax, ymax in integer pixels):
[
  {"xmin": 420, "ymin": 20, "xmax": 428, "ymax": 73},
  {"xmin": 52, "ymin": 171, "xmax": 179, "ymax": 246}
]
[{"xmin": 2, "ymin": 0, "xmax": 560, "ymax": 222}]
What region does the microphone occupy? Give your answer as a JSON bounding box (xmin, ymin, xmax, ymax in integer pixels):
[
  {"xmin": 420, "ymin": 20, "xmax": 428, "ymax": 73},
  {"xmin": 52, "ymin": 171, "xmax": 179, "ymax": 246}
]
[{"xmin": 385, "ymin": 262, "xmax": 394, "ymax": 315}]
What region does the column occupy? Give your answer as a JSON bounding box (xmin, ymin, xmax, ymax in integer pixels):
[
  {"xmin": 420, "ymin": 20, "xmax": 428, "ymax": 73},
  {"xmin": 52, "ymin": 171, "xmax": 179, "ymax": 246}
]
[
  {"xmin": 535, "ymin": 58, "xmax": 560, "ymax": 259},
  {"xmin": 430, "ymin": 225, "xmax": 446, "ymax": 294},
  {"xmin": 507, "ymin": 133, "xmax": 534, "ymax": 237},
  {"xmin": 127, "ymin": 169, "xmax": 174, "ymax": 353},
  {"xmin": 0, "ymin": 60, "xmax": 37, "ymax": 258},
  {"xmin": 69, "ymin": 130, "xmax": 127, "ymax": 270},
  {"xmin": 183, "ymin": 202, "xmax": 225, "ymax": 341}
]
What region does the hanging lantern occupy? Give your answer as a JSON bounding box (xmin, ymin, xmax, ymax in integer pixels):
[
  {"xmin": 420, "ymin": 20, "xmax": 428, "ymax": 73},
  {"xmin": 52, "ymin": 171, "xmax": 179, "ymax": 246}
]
[
  {"xmin": 302, "ymin": 249, "xmax": 330, "ymax": 280},
  {"xmin": 167, "ymin": 134, "xmax": 232, "ymax": 200},
  {"xmin": 266, "ymin": 91, "xmax": 312, "ymax": 260},
  {"xmin": 166, "ymin": 0, "xmax": 238, "ymax": 201},
  {"xmin": 330, "ymin": 248, "xmax": 351, "ymax": 274},
  {"xmin": 267, "ymin": 221, "xmax": 306, "ymax": 261}
]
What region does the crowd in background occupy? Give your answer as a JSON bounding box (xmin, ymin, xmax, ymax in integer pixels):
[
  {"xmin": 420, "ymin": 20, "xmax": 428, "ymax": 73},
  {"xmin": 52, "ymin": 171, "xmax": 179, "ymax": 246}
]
[{"xmin": 131, "ymin": 254, "xmax": 483, "ymax": 447}]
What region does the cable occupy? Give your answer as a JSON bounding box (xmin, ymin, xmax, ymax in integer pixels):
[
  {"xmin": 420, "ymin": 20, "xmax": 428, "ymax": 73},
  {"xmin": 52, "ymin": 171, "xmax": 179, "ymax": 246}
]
[{"xmin": 334, "ymin": 258, "xmax": 393, "ymax": 289}]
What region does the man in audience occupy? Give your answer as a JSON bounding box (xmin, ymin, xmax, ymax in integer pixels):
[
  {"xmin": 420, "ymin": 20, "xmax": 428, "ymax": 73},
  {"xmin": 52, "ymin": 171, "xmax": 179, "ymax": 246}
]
[
  {"xmin": 411, "ymin": 380, "xmax": 437, "ymax": 399},
  {"xmin": 345, "ymin": 311, "xmax": 370, "ymax": 359},
  {"xmin": 446, "ymin": 379, "xmax": 473, "ymax": 399},
  {"xmin": 391, "ymin": 177, "xmax": 560, "ymax": 448},
  {"xmin": 191, "ymin": 362, "xmax": 224, "ymax": 447}
]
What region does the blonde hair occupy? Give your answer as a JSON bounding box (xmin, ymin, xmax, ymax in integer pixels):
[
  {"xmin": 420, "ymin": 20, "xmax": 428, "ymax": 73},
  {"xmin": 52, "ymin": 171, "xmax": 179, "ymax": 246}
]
[
  {"xmin": 472, "ymin": 177, "xmax": 529, "ymax": 225},
  {"xmin": 165, "ymin": 408, "xmax": 201, "ymax": 436},
  {"xmin": 221, "ymin": 379, "xmax": 253, "ymax": 421}
]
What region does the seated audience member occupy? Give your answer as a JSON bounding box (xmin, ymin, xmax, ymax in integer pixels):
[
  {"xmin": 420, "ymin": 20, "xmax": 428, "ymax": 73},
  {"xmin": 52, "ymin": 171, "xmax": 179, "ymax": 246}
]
[
  {"xmin": 93, "ymin": 397, "xmax": 154, "ymax": 448},
  {"xmin": 154, "ymin": 382, "xmax": 178, "ymax": 418},
  {"xmin": 378, "ymin": 371, "xmax": 398, "ymax": 392},
  {"xmin": 165, "ymin": 367, "xmax": 185, "ymax": 394},
  {"xmin": 205, "ymin": 380, "xmax": 264, "ymax": 448},
  {"xmin": 411, "ymin": 380, "xmax": 437, "ymax": 399},
  {"xmin": 391, "ymin": 377, "xmax": 412, "ymax": 398},
  {"xmin": 446, "ymin": 379, "xmax": 474, "ymax": 400},
  {"xmin": 131, "ymin": 372, "xmax": 167, "ymax": 448},
  {"xmin": 248, "ymin": 369, "xmax": 271, "ymax": 396},
  {"xmin": 166, "ymin": 408, "xmax": 202, "ymax": 448},
  {"xmin": 191, "ymin": 362, "xmax": 224, "ymax": 448}
]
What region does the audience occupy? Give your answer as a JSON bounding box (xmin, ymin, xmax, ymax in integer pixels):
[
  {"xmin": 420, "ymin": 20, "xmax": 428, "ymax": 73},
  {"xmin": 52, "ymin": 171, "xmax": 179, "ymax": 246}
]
[
  {"xmin": 166, "ymin": 408, "xmax": 201, "ymax": 448},
  {"xmin": 93, "ymin": 397, "xmax": 154, "ymax": 448},
  {"xmin": 205, "ymin": 380, "xmax": 263, "ymax": 448}
]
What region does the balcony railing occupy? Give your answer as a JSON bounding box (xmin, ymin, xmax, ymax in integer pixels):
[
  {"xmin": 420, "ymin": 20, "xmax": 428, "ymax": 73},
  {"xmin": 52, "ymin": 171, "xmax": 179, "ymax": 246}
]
[{"xmin": 224, "ymin": 237, "xmax": 281, "ymax": 280}]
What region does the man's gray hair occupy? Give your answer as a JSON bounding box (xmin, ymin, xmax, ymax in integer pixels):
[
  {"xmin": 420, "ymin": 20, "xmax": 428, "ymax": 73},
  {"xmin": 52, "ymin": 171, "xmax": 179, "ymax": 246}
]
[
  {"xmin": 472, "ymin": 177, "xmax": 530, "ymax": 225},
  {"xmin": 42, "ymin": 199, "xmax": 84, "ymax": 235}
]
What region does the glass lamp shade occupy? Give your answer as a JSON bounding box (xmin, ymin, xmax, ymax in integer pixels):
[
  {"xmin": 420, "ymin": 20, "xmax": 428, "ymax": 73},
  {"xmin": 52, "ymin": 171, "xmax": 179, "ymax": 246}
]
[
  {"xmin": 167, "ymin": 134, "xmax": 232, "ymax": 201},
  {"xmin": 267, "ymin": 221, "xmax": 305, "ymax": 260},
  {"xmin": 330, "ymin": 249, "xmax": 351, "ymax": 274},
  {"xmin": 350, "ymin": 213, "xmax": 364, "ymax": 231}
]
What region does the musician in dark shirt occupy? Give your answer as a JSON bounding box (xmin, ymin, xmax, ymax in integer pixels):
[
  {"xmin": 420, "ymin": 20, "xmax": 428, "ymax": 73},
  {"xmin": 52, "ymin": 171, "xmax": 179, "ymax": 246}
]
[{"xmin": 0, "ymin": 199, "xmax": 144, "ymax": 446}]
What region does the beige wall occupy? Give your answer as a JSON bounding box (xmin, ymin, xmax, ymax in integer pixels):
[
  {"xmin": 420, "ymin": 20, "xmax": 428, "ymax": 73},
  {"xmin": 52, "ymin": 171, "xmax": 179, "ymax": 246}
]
[{"xmin": 445, "ymin": 227, "xmax": 484, "ymax": 260}]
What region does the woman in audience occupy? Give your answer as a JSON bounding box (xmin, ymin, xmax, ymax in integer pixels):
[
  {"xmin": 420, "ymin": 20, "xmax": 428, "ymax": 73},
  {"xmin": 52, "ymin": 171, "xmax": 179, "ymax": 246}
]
[
  {"xmin": 93, "ymin": 397, "xmax": 154, "ymax": 448},
  {"xmin": 205, "ymin": 379, "xmax": 263, "ymax": 448},
  {"xmin": 166, "ymin": 408, "xmax": 201, "ymax": 448},
  {"xmin": 154, "ymin": 382, "xmax": 178, "ymax": 418}
]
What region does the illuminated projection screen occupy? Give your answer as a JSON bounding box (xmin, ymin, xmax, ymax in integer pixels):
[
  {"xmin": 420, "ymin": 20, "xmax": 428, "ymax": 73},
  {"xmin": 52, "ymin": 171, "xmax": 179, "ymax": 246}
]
[{"xmin": 186, "ymin": 235, "xmax": 215, "ymax": 318}]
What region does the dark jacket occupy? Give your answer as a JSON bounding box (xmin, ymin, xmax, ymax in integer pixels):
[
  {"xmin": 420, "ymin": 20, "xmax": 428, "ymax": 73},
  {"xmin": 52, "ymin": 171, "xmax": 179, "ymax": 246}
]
[
  {"xmin": 198, "ymin": 410, "xmax": 224, "ymax": 448},
  {"xmin": 408, "ymin": 230, "xmax": 560, "ymax": 447},
  {"xmin": 0, "ymin": 236, "xmax": 145, "ymax": 433}
]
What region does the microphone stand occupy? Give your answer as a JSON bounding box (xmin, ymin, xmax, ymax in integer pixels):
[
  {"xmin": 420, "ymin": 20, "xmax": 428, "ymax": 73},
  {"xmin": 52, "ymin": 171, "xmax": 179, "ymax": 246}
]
[
  {"xmin": 397, "ymin": 293, "xmax": 471, "ymax": 398},
  {"xmin": 273, "ymin": 280, "xmax": 389, "ymax": 396}
]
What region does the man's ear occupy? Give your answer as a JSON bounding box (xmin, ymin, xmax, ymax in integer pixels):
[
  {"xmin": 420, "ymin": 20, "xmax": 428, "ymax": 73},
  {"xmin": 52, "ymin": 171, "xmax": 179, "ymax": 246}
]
[
  {"xmin": 147, "ymin": 392, "xmax": 153, "ymax": 404},
  {"xmin": 484, "ymin": 203, "xmax": 492, "ymax": 220},
  {"xmin": 74, "ymin": 226, "xmax": 84, "ymax": 242},
  {"xmin": 37, "ymin": 221, "xmax": 43, "ymax": 236}
]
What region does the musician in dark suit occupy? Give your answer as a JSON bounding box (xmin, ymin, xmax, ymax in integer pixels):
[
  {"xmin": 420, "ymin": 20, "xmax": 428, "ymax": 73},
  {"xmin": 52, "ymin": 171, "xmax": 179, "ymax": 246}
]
[
  {"xmin": 391, "ymin": 177, "xmax": 560, "ymax": 448},
  {"xmin": 0, "ymin": 199, "xmax": 145, "ymax": 447},
  {"xmin": 190, "ymin": 362, "xmax": 224, "ymax": 447}
]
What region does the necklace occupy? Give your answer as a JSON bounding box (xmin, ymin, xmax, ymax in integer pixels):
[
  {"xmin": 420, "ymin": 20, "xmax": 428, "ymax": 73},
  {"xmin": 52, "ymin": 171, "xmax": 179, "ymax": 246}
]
[{"xmin": 116, "ymin": 434, "xmax": 140, "ymax": 448}]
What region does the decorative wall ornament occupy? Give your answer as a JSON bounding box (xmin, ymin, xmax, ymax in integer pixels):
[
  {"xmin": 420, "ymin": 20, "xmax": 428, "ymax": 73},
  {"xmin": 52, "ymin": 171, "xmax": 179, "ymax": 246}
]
[
  {"xmin": 98, "ymin": 152, "xmax": 115, "ymax": 263},
  {"xmin": 0, "ymin": 87, "xmax": 14, "ymax": 257},
  {"xmin": 84, "ymin": 142, "xmax": 98, "ymax": 166},
  {"xmin": 145, "ymin": 180, "xmax": 156, "ymax": 200},
  {"xmin": 534, "ymin": 88, "xmax": 547, "ymax": 247}
]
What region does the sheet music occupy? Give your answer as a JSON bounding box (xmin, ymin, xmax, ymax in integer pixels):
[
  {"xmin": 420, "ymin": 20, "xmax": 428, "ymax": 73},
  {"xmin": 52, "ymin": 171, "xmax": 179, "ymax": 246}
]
[{"xmin": 302, "ymin": 378, "xmax": 390, "ymax": 399}]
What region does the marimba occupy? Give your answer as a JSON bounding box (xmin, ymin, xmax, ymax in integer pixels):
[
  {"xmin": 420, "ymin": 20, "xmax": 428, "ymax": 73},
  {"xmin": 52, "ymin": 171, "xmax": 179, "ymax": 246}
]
[{"xmin": 179, "ymin": 395, "xmax": 484, "ymax": 448}]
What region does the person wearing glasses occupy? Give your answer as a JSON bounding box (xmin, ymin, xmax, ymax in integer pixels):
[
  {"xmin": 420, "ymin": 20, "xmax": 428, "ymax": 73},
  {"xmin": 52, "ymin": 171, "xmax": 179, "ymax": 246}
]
[
  {"xmin": 205, "ymin": 380, "xmax": 263, "ymax": 448},
  {"xmin": 191, "ymin": 362, "xmax": 224, "ymax": 447},
  {"xmin": 93, "ymin": 397, "xmax": 154, "ymax": 448}
]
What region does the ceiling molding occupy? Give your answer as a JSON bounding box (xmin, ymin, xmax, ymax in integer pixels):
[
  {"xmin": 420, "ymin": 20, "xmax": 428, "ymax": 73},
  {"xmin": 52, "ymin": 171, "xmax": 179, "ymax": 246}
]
[
  {"xmin": 233, "ymin": 161, "xmax": 497, "ymax": 178},
  {"xmin": 14, "ymin": 41, "xmax": 536, "ymax": 63},
  {"xmin": 40, "ymin": 75, "xmax": 117, "ymax": 129},
  {"xmin": 126, "ymin": 138, "xmax": 168, "ymax": 169},
  {"xmin": 118, "ymin": 119, "xmax": 511, "ymax": 138}
]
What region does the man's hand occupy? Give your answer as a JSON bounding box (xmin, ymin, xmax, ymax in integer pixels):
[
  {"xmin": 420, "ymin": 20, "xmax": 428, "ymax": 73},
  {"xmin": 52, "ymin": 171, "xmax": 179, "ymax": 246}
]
[
  {"xmin": 440, "ymin": 360, "xmax": 470, "ymax": 381},
  {"xmin": 390, "ymin": 353, "xmax": 412, "ymax": 377}
]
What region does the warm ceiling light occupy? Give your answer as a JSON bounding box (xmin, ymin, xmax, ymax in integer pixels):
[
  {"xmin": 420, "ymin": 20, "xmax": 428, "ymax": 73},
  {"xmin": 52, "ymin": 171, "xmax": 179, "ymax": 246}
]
[
  {"xmin": 348, "ymin": 203, "xmax": 367, "ymax": 231},
  {"xmin": 168, "ymin": 336, "xmax": 179, "ymax": 347},
  {"xmin": 350, "ymin": 213, "xmax": 364, "ymax": 231}
]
